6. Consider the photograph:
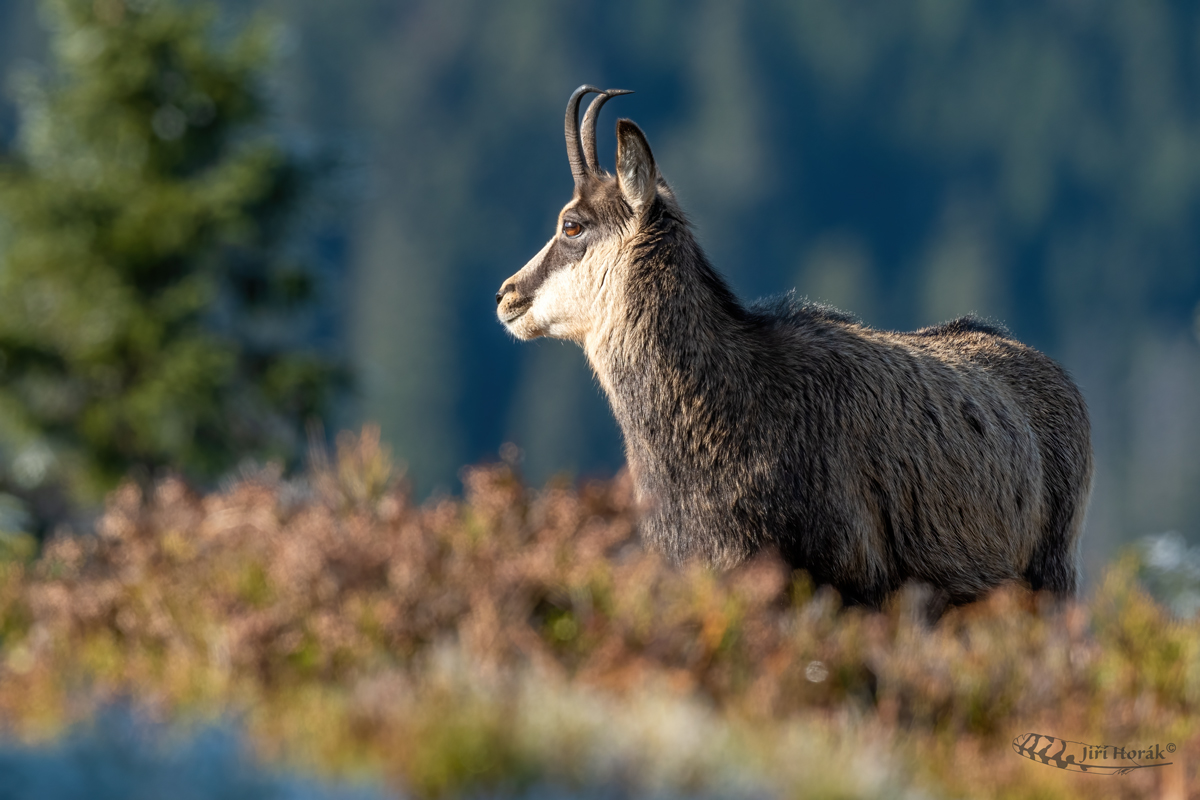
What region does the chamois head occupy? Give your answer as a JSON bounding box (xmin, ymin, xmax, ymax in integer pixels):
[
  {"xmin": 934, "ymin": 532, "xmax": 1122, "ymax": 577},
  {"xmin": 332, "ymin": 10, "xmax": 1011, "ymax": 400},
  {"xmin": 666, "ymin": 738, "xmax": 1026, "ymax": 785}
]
[{"xmin": 496, "ymin": 85, "xmax": 665, "ymax": 343}]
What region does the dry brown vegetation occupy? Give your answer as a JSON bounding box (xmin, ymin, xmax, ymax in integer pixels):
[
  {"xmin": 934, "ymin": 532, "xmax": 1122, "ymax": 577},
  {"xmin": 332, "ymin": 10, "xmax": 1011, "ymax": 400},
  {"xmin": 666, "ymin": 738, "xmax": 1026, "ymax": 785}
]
[{"xmin": 0, "ymin": 427, "xmax": 1195, "ymax": 799}]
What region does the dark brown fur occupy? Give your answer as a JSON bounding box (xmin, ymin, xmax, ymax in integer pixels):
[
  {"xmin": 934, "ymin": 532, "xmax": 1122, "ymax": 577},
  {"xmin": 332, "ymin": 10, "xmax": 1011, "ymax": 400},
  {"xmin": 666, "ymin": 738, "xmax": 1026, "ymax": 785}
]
[{"xmin": 498, "ymin": 95, "xmax": 1092, "ymax": 605}]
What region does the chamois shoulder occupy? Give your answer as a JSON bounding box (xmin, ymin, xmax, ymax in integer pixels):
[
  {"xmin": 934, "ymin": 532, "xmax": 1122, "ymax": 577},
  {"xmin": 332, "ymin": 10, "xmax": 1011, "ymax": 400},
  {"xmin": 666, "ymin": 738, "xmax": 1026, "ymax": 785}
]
[
  {"xmin": 911, "ymin": 315, "xmax": 1012, "ymax": 340},
  {"xmin": 746, "ymin": 293, "xmax": 862, "ymax": 330}
]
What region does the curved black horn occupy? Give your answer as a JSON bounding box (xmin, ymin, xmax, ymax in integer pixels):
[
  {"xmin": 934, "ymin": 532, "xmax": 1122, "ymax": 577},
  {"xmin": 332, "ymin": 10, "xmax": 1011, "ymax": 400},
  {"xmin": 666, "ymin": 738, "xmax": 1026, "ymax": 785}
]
[
  {"xmin": 582, "ymin": 89, "xmax": 634, "ymax": 174},
  {"xmin": 565, "ymin": 85, "xmax": 602, "ymax": 184}
]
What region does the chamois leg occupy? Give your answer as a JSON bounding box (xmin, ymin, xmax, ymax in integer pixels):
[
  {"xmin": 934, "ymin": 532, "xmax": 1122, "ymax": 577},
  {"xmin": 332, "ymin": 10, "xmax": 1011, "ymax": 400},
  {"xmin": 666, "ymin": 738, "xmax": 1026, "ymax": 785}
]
[{"xmin": 1024, "ymin": 497, "xmax": 1083, "ymax": 598}]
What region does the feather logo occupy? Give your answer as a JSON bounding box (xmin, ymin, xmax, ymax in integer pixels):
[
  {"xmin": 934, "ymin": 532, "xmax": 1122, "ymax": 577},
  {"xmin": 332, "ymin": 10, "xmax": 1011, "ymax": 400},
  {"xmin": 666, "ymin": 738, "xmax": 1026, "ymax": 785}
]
[{"xmin": 1012, "ymin": 733, "xmax": 1174, "ymax": 775}]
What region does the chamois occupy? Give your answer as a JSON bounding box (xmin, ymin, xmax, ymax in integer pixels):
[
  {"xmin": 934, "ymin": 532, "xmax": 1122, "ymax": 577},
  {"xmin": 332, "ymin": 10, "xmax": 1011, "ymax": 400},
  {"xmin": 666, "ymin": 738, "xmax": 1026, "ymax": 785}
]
[{"xmin": 496, "ymin": 86, "xmax": 1093, "ymax": 606}]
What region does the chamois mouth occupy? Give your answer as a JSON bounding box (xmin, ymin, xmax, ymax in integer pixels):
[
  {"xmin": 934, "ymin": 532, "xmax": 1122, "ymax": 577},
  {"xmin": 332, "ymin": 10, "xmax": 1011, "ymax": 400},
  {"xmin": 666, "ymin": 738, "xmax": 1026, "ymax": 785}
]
[{"xmin": 499, "ymin": 303, "xmax": 531, "ymax": 325}]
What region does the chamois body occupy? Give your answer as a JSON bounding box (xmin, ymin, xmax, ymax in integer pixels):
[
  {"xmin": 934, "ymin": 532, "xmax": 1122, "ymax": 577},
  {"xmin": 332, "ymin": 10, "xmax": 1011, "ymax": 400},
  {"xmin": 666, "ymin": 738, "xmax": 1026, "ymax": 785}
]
[
  {"xmin": 498, "ymin": 87, "xmax": 1092, "ymax": 604},
  {"xmin": 588, "ymin": 190, "xmax": 1089, "ymax": 604}
]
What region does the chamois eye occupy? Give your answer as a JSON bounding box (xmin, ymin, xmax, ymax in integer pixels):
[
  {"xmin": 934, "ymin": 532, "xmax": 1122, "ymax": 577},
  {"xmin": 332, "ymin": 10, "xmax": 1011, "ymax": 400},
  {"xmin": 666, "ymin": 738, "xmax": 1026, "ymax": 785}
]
[{"xmin": 562, "ymin": 220, "xmax": 583, "ymax": 238}]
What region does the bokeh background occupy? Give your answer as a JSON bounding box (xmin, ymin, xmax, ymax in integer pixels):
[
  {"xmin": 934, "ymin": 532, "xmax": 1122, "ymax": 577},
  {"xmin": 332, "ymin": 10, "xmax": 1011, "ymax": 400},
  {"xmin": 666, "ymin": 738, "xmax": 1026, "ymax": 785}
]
[
  {"xmin": 2, "ymin": 5, "xmax": 1200, "ymax": 797},
  {"xmin": 2, "ymin": 0, "xmax": 1199, "ymax": 580}
]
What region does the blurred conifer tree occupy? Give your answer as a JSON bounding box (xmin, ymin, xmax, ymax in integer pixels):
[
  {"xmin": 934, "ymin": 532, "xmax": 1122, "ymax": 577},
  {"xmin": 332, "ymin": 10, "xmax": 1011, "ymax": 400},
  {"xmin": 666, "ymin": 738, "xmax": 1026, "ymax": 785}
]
[{"xmin": 0, "ymin": 0, "xmax": 336, "ymax": 525}]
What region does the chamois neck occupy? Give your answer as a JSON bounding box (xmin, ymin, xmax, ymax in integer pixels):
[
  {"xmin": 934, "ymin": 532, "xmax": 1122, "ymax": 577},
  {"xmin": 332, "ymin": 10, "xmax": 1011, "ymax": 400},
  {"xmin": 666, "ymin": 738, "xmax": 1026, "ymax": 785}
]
[
  {"xmin": 584, "ymin": 206, "xmax": 755, "ymax": 451},
  {"xmin": 595, "ymin": 207, "xmax": 745, "ymax": 351}
]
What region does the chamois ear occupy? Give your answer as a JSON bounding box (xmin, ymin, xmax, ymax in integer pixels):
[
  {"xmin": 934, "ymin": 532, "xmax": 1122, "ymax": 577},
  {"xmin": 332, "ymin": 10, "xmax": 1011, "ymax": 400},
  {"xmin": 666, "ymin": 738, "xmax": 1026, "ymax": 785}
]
[{"xmin": 615, "ymin": 119, "xmax": 658, "ymax": 213}]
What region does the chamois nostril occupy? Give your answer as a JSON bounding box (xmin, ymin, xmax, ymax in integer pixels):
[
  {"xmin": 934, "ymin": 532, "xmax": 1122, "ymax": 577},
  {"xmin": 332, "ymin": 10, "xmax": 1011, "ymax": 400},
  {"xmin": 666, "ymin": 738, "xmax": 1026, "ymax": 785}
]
[
  {"xmin": 495, "ymin": 291, "xmax": 503, "ymax": 305},
  {"xmin": 496, "ymin": 283, "xmax": 516, "ymax": 305}
]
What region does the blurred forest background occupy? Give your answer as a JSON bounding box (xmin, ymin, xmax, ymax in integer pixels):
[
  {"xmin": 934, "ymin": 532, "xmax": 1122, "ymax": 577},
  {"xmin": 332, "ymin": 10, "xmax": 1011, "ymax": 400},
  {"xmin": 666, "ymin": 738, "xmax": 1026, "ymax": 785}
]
[{"xmin": 1, "ymin": 0, "xmax": 1199, "ymax": 579}]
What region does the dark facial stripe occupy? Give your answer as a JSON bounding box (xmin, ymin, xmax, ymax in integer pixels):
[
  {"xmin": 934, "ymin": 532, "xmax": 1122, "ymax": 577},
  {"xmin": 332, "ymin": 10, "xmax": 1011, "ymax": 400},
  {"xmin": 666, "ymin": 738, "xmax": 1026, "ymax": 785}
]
[
  {"xmin": 516, "ymin": 237, "xmax": 581, "ymax": 297},
  {"xmin": 512, "ymin": 178, "xmax": 636, "ymax": 300}
]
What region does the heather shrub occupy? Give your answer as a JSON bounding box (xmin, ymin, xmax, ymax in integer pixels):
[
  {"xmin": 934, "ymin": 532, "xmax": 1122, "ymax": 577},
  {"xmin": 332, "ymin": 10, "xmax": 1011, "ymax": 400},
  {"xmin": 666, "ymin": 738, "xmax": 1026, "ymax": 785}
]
[{"xmin": 0, "ymin": 427, "xmax": 1195, "ymax": 799}]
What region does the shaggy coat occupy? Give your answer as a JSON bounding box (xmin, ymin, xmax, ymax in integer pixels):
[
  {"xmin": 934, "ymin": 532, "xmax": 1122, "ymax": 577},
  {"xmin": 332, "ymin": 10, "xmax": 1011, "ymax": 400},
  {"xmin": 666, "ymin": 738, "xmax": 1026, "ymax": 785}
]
[{"xmin": 497, "ymin": 87, "xmax": 1092, "ymax": 605}]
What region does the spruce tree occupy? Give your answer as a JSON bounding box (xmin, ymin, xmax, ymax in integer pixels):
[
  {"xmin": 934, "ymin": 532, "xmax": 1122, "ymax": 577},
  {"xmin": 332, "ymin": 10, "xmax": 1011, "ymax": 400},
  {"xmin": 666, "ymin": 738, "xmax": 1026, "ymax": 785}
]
[{"xmin": 0, "ymin": 0, "xmax": 336, "ymax": 519}]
